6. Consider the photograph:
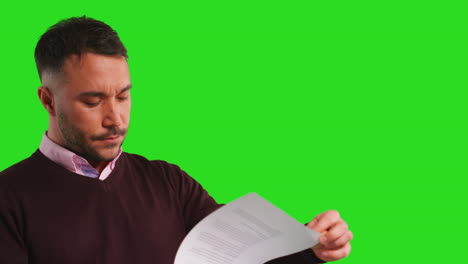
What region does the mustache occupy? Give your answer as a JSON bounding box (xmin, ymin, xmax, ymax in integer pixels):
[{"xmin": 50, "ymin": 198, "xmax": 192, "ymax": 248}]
[{"xmin": 91, "ymin": 127, "xmax": 128, "ymax": 141}]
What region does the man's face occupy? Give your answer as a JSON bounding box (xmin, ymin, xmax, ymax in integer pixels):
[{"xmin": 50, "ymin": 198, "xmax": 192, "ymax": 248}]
[{"xmin": 53, "ymin": 52, "xmax": 131, "ymax": 162}]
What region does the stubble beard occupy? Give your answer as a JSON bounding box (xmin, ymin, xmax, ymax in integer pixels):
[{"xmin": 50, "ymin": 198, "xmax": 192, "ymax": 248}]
[{"xmin": 57, "ymin": 111, "xmax": 125, "ymax": 162}]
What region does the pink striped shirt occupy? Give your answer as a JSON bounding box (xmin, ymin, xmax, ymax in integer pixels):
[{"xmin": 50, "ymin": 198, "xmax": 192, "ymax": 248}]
[{"xmin": 39, "ymin": 133, "xmax": 122, "ymax": 181}]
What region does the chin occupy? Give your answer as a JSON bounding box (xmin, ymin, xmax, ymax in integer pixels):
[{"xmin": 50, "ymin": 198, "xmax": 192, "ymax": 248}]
[
  {"xmin": 95, "ymin": 145, "xmax": 121, "ymax": 161},
  {"xmin": 102, "ymin": 150, "xmax": 121, "ymax": 161}
]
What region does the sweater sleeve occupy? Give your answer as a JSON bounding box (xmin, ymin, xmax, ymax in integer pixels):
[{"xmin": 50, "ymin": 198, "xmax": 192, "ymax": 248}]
[
  {"xmin": 0, "ymin": 187, "xmax": 29, "ymax": 263},
  {"xmin": 158, "ymin": 161, "xmax": 325, "ymax": 264},
  {"xmin": 159, "ymin": 161, "xmax": 222, "ymax": 233}
]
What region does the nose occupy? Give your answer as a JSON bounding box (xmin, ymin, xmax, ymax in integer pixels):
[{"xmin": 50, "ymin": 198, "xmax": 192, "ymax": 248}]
[{"xmin": 102, "ymin": 100, "xmax": 123, "ymax": 128}]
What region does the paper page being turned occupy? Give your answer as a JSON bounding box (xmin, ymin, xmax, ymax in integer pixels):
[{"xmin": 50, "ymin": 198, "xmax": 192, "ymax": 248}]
[{"xmin": 174, "ymin": 193, "xmax": 321, "ymax": 264}]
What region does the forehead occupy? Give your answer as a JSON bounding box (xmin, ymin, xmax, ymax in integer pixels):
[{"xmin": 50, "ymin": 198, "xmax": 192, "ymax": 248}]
[{"xmin": 62, "ymin": 52, "xmax": 130, "ymax": 93}]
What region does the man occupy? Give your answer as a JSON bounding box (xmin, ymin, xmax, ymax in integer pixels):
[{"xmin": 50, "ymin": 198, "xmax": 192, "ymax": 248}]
[{"xmin": 0, "ymin": 16, "xmax": 352, "ymax": 263}]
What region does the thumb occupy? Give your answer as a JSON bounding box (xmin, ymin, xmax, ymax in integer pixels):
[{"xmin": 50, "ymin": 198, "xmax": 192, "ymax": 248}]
[
  {"xmin": 307, "ymin": 212, "xmax": 325, "ymax": 231},
  {"xmin": 307, "ymin": 217, "xmax": 319, "ymax": 231}
]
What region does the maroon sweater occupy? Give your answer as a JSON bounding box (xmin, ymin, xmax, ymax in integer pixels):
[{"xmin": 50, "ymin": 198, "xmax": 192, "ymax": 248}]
[{"xmin": 0, "ymin": 150, "xmax": 324, "ymax": 263}]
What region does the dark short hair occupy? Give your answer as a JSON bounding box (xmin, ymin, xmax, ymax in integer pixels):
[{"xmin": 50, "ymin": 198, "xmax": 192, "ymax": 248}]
[{"xmin": 34, "ymin": 15, "xmax": 128, "ymax": 82}]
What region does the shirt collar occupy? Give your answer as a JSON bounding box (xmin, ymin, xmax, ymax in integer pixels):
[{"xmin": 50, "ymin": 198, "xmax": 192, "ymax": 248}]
[{"xmin": 39, "ymin": 132, "xmax": 122, "ymax": 178}]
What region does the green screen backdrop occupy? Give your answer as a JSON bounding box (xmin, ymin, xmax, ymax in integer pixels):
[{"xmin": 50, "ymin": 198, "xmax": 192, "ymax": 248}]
[{"xmin": 0, "ymin": 1, "xmax": 466, "ymax": 263}]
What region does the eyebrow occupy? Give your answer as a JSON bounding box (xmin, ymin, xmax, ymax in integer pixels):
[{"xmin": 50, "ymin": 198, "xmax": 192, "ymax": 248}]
[{"xmin": 78, "ymin": 84, "xmax": 132, "ymax": 98}]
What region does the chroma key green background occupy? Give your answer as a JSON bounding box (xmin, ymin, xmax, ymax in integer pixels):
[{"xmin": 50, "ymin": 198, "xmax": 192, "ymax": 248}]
[{"xmin": 0, "ymin": 1, "xmax": 465, "ymax": 263}]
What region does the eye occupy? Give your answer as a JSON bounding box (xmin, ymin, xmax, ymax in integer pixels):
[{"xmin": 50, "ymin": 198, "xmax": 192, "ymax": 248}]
[
  {"xmin": 118, "ymin": 96, "xmax": 129, "ymax": 102},
  {"xmin": 83, "ymin": 100, "xmax": 100, "ymax": 107}
]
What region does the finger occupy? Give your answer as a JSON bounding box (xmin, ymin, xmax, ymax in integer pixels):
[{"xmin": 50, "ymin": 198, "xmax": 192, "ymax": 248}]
[
  {"xmin": 327, "ymin": 230, "xmax": 353, "ymax": 249},
  {"xmin": 311, "ymin": 231, "xmax": 328, "ymax": 250},
  {"xmin": 321, "ymin": 220, "xmax": 348, "ymax": 246},
  {"xmin": 318, "ymin": 242, "xmax": 352, "ymax": 261},
  {"xmin": 310, "ymin": 210, "xmax": 341, "ymax": 233},
  {"xmin": 307, "ymin": 212, "xmax": 324, "ymax": 231}
]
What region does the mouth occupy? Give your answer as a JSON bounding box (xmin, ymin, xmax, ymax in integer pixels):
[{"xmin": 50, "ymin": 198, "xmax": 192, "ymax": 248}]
[{"xmin": 99, "ymin": 135, "xmax": 120, "ymax": 144}]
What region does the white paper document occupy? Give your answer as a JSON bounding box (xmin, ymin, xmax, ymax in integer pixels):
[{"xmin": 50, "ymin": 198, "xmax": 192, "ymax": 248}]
[{"xmin": 174, "ymin": 193, "xmax": 321, "ymax": 264}]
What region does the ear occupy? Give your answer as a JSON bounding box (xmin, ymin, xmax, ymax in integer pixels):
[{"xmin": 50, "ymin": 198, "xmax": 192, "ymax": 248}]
[{"xmin": 38, "ymin": 86, "xmax": 56, "ymax": 116}]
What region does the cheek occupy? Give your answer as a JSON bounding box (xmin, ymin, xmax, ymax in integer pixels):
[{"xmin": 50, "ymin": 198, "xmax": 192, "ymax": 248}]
[
  {"xmin": 122, "ymin": 102, "xmax": 131, "ymax": 124},
  {"xmin": 67, "ymin": 105, "xmax": 104, "ymax": 131}
]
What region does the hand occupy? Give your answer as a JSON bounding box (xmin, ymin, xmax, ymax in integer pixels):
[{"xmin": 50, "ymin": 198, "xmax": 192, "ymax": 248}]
[{"xmin": 307, "ymin": 210, "xmax": 353, "ymax": 262}]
